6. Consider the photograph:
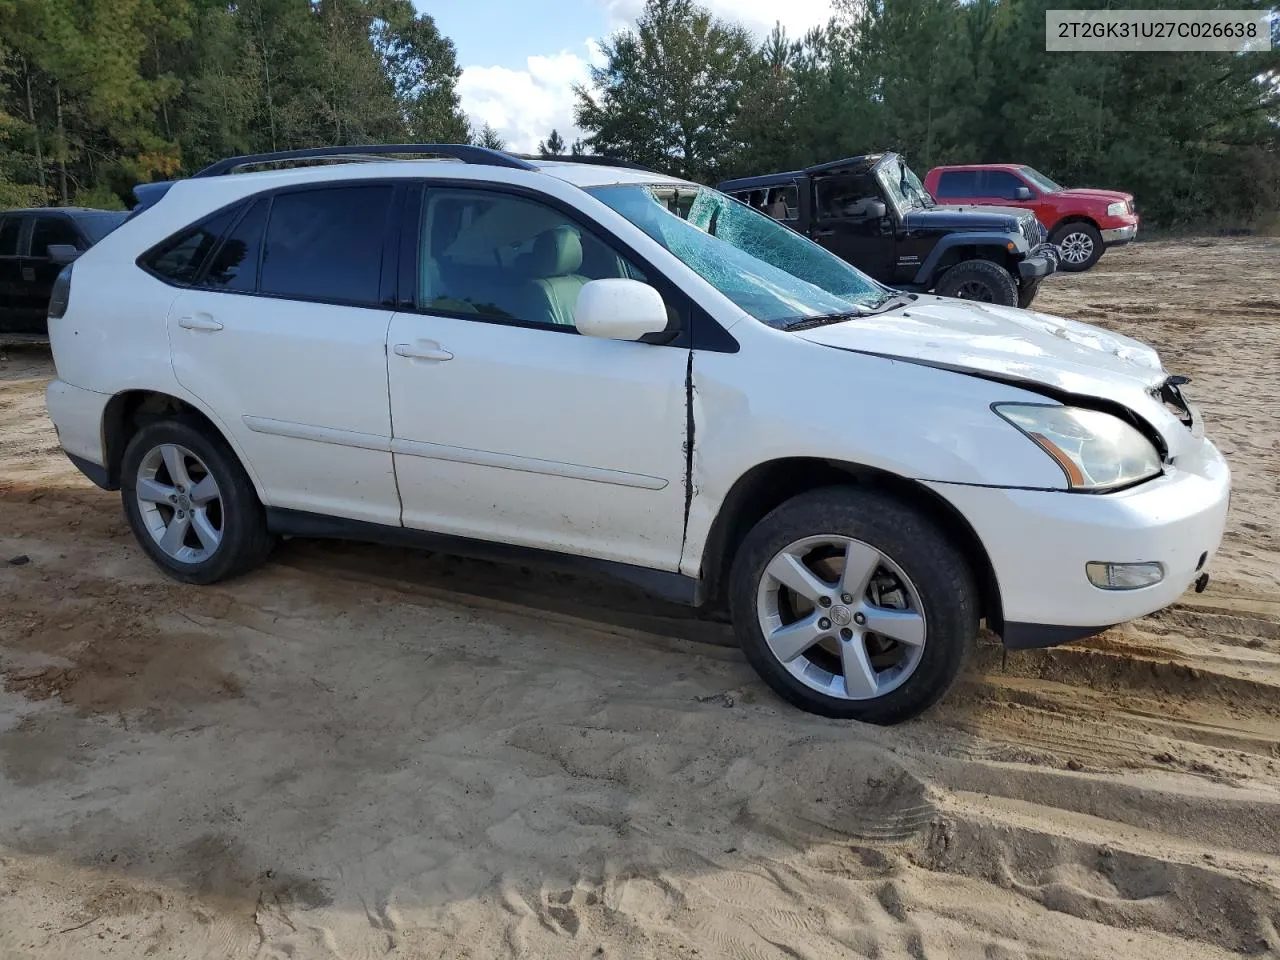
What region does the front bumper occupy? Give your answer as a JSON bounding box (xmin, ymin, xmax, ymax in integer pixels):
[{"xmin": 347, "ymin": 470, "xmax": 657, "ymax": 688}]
[
  {"xmin": 924, "ymin": 437, "xmax": 1230, "ymax": 647},
  {"xmin": 1017, "ymin": 244, "xmax": 1060, "ymax": 281},
  {"xmin": 1101, "ymin": 222, "xmax": 1138, "ymax": 245}
]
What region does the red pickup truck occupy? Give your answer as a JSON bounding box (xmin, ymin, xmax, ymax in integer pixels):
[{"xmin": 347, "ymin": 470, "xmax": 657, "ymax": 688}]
[{"xmin": 923, "ymin": 164, "xmax": 1138, "ymax": 272}]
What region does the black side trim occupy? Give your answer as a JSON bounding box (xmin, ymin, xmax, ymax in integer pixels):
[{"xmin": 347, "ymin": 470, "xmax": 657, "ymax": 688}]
[
  {"xmin": 265, "ymin": 508, "xmax": 705, "ymax": 606},
  {"xmin": 1001, "ymin": 621, "xmax": 1111, "ymax": 650},
  {"xmin": 66, "ymin": 453, "xmax": 114, "ymax": 490},
  {"xmin": 194, "ymin": 144, "xmax": 535, "ymax": 178}
]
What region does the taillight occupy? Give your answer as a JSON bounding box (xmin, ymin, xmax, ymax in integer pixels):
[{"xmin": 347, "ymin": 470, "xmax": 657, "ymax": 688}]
[{"xmin": 48, "ymin": 263, "xmax": 73, "ymax": 319}]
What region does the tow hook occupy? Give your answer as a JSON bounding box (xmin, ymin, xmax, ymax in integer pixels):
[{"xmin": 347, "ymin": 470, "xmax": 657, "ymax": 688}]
[{"xmin": 1194, "ymin": 573, "xmax": 1210, "ymax": 593}]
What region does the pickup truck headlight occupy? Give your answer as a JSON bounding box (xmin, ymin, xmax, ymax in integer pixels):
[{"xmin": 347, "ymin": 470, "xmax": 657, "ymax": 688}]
[
  {"xmin": 994, "ymin": 404, "xmax": 1162, "ymax": 491},
  {"xmin": 1106, "ymin": 201, "xmax": 1127, "ymax": 217}
]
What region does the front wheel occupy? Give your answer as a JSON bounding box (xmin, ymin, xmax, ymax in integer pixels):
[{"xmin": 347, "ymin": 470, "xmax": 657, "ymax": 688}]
[
  {"xmin": 728, "ymin": 488, "xmax": 978, "ymax": 724},
  {"xmin": 1050, "ymin": 222, "xmax": 1103, "ymax": 271},
  {"xmin": 933, "ymin": 259, "xmax": 1019, "ymax": 307}
]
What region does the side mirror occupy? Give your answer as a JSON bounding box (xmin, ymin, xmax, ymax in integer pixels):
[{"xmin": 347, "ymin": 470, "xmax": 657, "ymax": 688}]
[
  {"xmin": 1013, "ymin": 186, "xmax": 1033, "ymax": 201},
  {"xmin": 575, "ymin": 278, "xmax": 670, "ymax": 342},
  {"xmin": 47, "ymin": 244, "xmax": 81, "ymax": 265},
  {"xmin": 866, "ymin": 199, "xmax": 888, "ymax": 219}
]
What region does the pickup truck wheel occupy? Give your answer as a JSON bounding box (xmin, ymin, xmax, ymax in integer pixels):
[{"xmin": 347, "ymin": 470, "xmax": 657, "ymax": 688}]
[
  {"xmin": 728, "ymin": 487, "xmax": 978, "ymax": 724},
  {"xmin": 1050, "ymin": 222, "xmax": 1102, "ymax": 271},
  {"xmin": 934, "ymin": 259, "xmax": 1019, "ymax": 307},
  {"xmin": 120, "ymin": 418, "xmax": 274, "ymax": 584}
]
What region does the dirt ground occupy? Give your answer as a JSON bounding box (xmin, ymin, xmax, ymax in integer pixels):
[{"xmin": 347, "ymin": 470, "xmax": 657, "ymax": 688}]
[{"xmin": 1, "ymin": 237, "xmax": 1278, "ymax": 959}]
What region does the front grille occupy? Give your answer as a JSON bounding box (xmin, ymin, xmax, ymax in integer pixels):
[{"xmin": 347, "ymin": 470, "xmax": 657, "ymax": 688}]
[{"xmin": 1022, "ymin": 216, "xmax": 1046, "ymax": 248}]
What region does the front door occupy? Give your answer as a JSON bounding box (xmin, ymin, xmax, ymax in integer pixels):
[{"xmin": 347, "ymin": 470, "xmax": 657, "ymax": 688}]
[
  {"xmin": 164, "ymin": 184, "xmax": 401, "ymax": 525},
  {"xmin": 809, "ymin": 174, "xmax": 895, "ymax": 281},
  {"xmin": 386, "ymin": 185, "xmax": 689, "ymax": 571},
  {"xmin": 0, "ymin": 215, "xmax": 25, "ymax": 332}
]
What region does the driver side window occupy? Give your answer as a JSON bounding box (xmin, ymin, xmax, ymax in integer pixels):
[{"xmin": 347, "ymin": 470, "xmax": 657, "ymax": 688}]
[
  {"xmin": 418, "ymin": 189, "xmax": 646, "ymax": 329},
  {"xmin": 815, "ymin": 175, "xmax": 883, "ymax": 222}
]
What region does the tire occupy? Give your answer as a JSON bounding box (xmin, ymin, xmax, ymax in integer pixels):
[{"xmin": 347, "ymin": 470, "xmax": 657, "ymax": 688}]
[
  {"xmin": 1050, "ymin": 222, "xmax": 1103, "ymax": 272},
  {"xmin": 934, "ymin": 259, "xmax": 1019, "ymax": 307},
  {"xmin": 120, "ymin": 417, "xmax": 274, "ymax": 584},
  {"xmin": 1017, "ymin": 277, "xmax": 1042, "ymax": 309},
  {"xmin": 728, "ymin": 487, "xmax": 978, "ymax": 725}
]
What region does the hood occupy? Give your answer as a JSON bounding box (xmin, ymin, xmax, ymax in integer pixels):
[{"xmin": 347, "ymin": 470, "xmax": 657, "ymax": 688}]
[
  {"xmin": 1052, "ymin": 187, "xmax": 1133, "ymax": 204},
  {"xmin": 903, "ymin": 205, "xmax": 1028, "ymax": 232},
  {"xmin": 795, "ymin": 296, "xmax": 1196, "ymax": 457}
]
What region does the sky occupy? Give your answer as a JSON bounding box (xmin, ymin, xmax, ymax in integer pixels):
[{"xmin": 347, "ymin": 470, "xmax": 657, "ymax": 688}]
[{"xmin": 413, "ymin": 0, "xmax": 837, "ymax": 152}]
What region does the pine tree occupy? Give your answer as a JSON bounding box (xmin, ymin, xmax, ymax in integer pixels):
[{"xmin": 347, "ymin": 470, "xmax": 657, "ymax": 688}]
[{"xmin": 538, "ymin": 128, "xmax": 566, "ymax": 157}]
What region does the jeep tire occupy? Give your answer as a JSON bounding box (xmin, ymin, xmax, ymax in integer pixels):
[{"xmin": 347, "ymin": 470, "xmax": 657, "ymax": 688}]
[{"xmin": 934, "ymin": 259, "xmax": 1019, "ymax": 307}]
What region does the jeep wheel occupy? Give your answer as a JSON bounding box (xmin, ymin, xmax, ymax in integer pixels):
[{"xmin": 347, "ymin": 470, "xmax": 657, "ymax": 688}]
[
  {"xmin": 934, "ymin": 259, "xmax": 1019, "ymax": 307},
  {"xmin": 121, "ymin": 418, "xmax": 275, "ymax": 584},
  {"xmin": 1051, "ymin": 222, "xmax": 1103, "ymax": 271},
  {"xmin": 728, "ymin": 487, "xmax": 978, "ymax": 724}
]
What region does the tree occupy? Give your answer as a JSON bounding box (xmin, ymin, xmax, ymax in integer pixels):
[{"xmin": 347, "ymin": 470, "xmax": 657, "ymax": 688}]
[
  {"xmin": 538, "ymin": 128, "xmax": 566, "ymax": 156},
  {"xmin": 574, "ymin": 0, "xmax": 756, "ymax": 181},
  {"xmin": 473, "ymin": 122, "xmax": 506, "ymax": 150},
  {"xmin": 370, "ymin": 0, "xmax": 469, "ymax": 142},
  {"xmin": 570, "ymin": 138, "xmax": 587, "ymax": 156}
]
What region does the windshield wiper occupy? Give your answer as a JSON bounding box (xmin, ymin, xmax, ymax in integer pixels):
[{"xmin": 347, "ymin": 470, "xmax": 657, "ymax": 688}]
[
  {"xmin": 783, "ymin": 310, "xmax": 865, "ymax": 331},
  {"xmin": 867, "ymin": 292, "xmax": 917, "ymax": 314}
]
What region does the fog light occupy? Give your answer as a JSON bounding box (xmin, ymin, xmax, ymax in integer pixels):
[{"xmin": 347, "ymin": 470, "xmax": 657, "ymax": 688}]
[{"xmin": 1086, "ymin": 561, "xmax": 1164, "ymax": 590}]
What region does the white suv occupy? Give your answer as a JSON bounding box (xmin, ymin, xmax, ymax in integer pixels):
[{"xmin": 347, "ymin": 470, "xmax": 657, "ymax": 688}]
[{"xmin": 44, "ymin": 145, "xmax": 1230, "ymax": 724}]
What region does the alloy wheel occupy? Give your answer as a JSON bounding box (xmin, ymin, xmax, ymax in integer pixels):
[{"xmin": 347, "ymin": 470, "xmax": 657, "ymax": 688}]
[
  {"xmin": 1059, "ymin": 231, "xmax": 1095, "ymax": 265},
  {"xmin": 755, "ymin": 535, "xmax": 928, "ymax": 701},
  {"xmin": 135, "ymin": 443, "xmax": 224, "ymax": 563}
]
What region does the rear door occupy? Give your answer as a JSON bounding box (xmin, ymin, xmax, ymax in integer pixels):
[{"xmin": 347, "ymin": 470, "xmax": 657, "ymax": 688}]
[
  {"xmin": 0, "ymin": 215, "xmax": 26, "ymax": 332},
  {"xmin": 162, "ymin": 183, "xmax": 402, "ymax": 525}
]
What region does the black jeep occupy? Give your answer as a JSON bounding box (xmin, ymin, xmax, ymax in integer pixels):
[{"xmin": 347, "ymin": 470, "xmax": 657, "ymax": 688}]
[{"xmin": 718, "ymin": 153, "xmax": 1059, "ymax": 309}]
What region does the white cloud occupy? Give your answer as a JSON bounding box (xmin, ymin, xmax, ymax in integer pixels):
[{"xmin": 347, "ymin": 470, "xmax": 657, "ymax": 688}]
[
  {"xmin": 457, "ymin": 1, "xmax": 837, "ymax": 153},
  {"xmin": 458, "ymin": 44, "xmax": 597, "ymax": 153},
  {"xmin": 599, "ymin": 0, "xmax": 835, "ymax": 38}
]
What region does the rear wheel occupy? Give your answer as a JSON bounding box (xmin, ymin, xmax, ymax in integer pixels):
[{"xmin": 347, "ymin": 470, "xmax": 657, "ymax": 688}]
[
  {"xmin": 1050, "ymin": 222, "xmax": 1103, "ymax": 271},
  {"xmin": 934, "ymin": 259, "xmax": 1019, "ymax": 307},
  {"xmin": 728, "ymin": 488, "xmax": 978, "ymax": 724},
  {"xmin": 121, "ymin": 418, "xmax": 274, "ymax": 584}
]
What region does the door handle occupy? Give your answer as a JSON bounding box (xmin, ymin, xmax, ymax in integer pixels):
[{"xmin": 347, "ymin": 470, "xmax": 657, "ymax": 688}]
[
  {"xmin": 178, "ymin": 314, "xmax": 223, "ymax": 332},
  {"xmin": 394, "ymin": 342, "xmax": 453, "ymax": 361}
]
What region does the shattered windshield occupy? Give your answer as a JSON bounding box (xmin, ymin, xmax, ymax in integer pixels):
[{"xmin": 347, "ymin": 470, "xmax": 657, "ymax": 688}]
[
  {"xmin": 878, "ymin": 156, "xmax": 933, "ymax": 211},
  {"xmin": 588, "ymin": 183, "xmax": 886, "ymax": 328}
]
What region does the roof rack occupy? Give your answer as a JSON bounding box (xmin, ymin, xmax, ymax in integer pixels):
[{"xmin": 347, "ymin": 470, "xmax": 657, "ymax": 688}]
[
  {"xmin": 510, "ymin": 153, "xmax": 660, "ymax": 174},
  {"xmin": 192, "ymin": 143, "xmax": 536, "ymax": 179}
]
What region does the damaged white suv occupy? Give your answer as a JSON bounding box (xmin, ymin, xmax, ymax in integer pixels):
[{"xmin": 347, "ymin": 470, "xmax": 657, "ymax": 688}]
[{"xmin": 44, "ymin": 145, "xmax": 1230, "ymax": 724}]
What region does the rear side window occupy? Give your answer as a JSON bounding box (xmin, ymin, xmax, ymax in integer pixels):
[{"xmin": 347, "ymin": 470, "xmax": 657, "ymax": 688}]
[
  {"xmin": 31, "ymin": 216, "xmax": 81, "ymax": 257},
  {"xmin": 0, "ymin": 217, "xmax": 20, "ymax": 256},
  {"xmin": 935, "ymin": 171, "xmax": 978, "ymax": 198},
  {"xmin": 204, "ymin": 200, "xmax": 267, "ymax": 292},
  {"xmin": 260, "ymin": 186, "xmax": 392, "ymax": 306},
  {"xmin": 143, "ymin": 207, "xmax": 241, "ymax": 284}
]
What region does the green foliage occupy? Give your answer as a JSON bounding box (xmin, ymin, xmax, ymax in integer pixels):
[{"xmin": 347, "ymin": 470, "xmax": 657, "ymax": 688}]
[
  {"xmin": 575, "ymin": 0, "xmax": 1280, "ymax": 227},
  {"xmin": 539, "ymin": 128, "xmax": 566, "ymax": 157},
  {"xmin": 0, "ymin": 0, "xmax": 469, "ymax": 208},
  {"xmin": 574, "ymin": 0, "xmax": 756, "ymax": 181},
  {"xmin": 473, "ymin": 122, "xmax": 506, "ymax": 150}
]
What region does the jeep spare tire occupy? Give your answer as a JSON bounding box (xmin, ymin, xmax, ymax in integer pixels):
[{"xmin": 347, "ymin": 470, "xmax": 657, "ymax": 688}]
[{"xmin": 934, "ymin": 259, "xmax": 1019, "ymax": 307}]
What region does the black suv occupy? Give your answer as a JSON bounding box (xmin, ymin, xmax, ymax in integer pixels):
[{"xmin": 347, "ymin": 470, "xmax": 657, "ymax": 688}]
[
  {"xmin": 0, "ymin": 207, "xmax": 127, "ymax": 337},
  {"xmin": 719, "ymin": 153, "xmax": 1059, "ymax": 309}
]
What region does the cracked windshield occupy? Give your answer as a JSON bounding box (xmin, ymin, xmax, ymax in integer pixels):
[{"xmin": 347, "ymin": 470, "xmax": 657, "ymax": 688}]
[{"xmin": 590, "ymin": 183, "xmax": 888, "ymax": 328}]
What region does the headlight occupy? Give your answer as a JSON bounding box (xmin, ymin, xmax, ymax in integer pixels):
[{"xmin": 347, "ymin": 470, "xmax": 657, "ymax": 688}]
[
  {"xmin": 1106, "ymin": 201, "xmax": 1127, "ymax": 217},
  {"xmin": 994, "ymin": 404, "xmax": 1162, "ymax": 490}
]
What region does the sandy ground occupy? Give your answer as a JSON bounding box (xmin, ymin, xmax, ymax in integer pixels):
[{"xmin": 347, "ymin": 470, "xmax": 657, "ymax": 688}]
[{"xmin": 0, "ymin": 237, "xmax": 1278, "ymax": 959}]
